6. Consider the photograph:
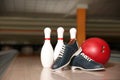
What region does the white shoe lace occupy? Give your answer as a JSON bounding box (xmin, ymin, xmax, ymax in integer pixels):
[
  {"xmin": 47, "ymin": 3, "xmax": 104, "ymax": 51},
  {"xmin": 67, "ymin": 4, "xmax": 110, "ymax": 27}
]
[
  {"xmin": 80, "ymin": 52, "xmax": 92, "ymax": 62},
  {"xmin": 58, "ymin": 45, "xmax": 65, "ymax": 58}
]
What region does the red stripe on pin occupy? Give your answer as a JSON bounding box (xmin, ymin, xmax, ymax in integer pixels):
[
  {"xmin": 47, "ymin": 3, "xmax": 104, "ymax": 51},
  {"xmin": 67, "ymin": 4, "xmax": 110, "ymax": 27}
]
[
  {"xmin": 58, "ymin": 38, "xmax": 63, "ymax": 40},
  {"xmin": 45, "ymin": 38, "xmax": 50, "ymax": 40}
]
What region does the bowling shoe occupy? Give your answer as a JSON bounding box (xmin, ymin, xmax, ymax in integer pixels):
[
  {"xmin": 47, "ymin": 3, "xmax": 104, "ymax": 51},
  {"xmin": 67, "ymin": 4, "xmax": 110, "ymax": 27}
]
[
  {"xmin": 52, "ymin": 39, "xmax": 82, "ymax": 70},
  {"xmin": 70, "ymin": 52, "xmax": 105, "ymax": 71}
]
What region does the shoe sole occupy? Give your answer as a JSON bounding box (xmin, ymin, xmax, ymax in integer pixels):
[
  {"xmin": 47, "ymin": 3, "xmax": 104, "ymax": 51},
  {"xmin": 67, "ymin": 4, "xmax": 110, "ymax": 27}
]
[
  {"xmin": 71, "ymin": 66, "xmax": 105, "ymax": 71},
  {"xmin": 53, "ymin": 48, "xmax": 82, "ymax": 70}
]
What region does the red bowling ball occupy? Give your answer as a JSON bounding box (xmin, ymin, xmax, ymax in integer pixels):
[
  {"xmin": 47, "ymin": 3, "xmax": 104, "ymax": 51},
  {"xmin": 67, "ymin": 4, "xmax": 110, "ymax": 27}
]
[{"xmin": 81, "ymin": 37, "xmax": 111, "ymax": 65}]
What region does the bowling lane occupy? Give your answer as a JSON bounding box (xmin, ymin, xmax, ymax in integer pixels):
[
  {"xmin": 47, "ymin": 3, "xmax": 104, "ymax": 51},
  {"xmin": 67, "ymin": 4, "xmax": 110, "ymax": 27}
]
[
  {"xmin": 1, "ymin": 53, "xmax": 120, "ymax": 80},
  {"xmin": 0, "ymin": 50, "xmax": 18, "ymax": 79}
]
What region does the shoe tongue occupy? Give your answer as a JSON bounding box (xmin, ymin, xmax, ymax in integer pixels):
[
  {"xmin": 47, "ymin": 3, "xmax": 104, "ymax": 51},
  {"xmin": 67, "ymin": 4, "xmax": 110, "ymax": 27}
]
[{"xmin": 68, "ymin": 39, "xmax": 75, "ymax": 45}]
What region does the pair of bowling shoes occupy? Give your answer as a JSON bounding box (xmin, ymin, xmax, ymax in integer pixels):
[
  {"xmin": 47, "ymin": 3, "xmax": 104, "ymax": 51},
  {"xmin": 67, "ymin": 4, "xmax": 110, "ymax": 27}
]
[{"xmin": 52, "ymin": 39, "xmax": 105, "ymax": 71}]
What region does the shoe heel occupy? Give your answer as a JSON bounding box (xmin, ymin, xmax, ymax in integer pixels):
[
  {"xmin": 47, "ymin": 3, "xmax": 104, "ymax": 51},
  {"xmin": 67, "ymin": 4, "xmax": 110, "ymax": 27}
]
[
  {"xmin": 74, "ymin": 47, "xmax": 82, "ymax": 56},
  {"xmin": 71, "ymin": 66, "xmax": 76, "ymax": 70}
]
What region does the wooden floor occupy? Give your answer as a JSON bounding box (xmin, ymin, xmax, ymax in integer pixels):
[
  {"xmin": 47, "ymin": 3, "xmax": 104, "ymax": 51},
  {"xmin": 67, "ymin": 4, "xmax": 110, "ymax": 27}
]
[{"xmin": 1, "ymin": 55, "xmax": 120, "ymax": 80}]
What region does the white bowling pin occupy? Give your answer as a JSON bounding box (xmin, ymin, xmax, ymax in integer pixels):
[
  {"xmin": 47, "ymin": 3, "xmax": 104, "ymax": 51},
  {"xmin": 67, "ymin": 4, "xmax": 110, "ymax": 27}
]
[
  {"xmin": 70, "ymin": 28, "xmax": 77, "ymax": 40},
  {"xmin": 41, "ymin": 27, "xmax": 54, "ymax": 68},
  {"xmin": 54, "ymin": 27, "xmax": 64, "ymax": 61}
]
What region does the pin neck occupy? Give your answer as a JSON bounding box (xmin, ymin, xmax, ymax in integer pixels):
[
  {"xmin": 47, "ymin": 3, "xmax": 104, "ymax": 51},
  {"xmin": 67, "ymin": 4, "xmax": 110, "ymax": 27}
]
[
  {"xmin": 58, "ymin": 38, "xmax": 63, "ymax": 40},
  {"xmin": 45, "ymin": 38, "xmax": 50, "ymax": 40}
]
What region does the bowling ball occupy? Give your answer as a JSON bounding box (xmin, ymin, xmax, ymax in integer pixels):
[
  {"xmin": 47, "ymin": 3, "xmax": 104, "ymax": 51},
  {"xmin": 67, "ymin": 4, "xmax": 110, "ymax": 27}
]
[{"xmin": 81, "ymin": 37, "xmax": 110, "ymax": 65}]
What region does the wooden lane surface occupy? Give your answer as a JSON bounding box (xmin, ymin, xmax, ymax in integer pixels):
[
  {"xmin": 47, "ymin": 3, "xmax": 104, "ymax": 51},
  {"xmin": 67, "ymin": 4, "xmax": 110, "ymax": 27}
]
[{"xmin": 1, "ymin": 55, "xmax": 120, "ymax": 80}]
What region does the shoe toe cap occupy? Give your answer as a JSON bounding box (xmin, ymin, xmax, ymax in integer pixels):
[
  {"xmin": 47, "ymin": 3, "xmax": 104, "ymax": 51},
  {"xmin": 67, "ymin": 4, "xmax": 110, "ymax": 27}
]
[
  {"xmin": 94, "ymin": 64, "xmax": 105, "ymax": 69},
  {"xmin": 52, "ymin": 64, "xmax": 59, "ymax": 69}
]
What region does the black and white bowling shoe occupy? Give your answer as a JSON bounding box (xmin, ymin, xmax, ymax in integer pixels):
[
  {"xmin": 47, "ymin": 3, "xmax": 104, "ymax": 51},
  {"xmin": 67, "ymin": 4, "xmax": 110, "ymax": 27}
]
[
  {"xmin": 70, "ymin": 52, "xmax": 105, "ymax": 71},
  {"xmin": 52, "ymin": 39, "xmax": 82, "ymax": 70}
]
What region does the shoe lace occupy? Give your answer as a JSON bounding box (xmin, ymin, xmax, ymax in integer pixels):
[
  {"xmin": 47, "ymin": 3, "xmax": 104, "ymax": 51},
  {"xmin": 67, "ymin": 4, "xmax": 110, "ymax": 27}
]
[
  {"xmin": 58, "ymin": 45, "xmax": 65, "ymax": 58},
  {"xmin": 80, "ymin": 52, "xmax": 92, "ymax": 62}
]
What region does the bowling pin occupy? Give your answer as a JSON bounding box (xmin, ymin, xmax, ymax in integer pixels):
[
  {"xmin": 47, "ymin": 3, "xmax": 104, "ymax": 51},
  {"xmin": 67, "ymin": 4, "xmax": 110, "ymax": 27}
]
[
  {"xmin": 41, "ymin": 27, "xmax": 54, "ymax": 68},
  {"xmin": 70, "ymin": 28, "xmax": 77, "ymax": 40},
  {"xmin": 69, "ymin": 28, "xmax": 81, "ymax": 56},
  {"xmin": 54, "ymin": 27, "xmax": 64, "ymax": 61}
]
